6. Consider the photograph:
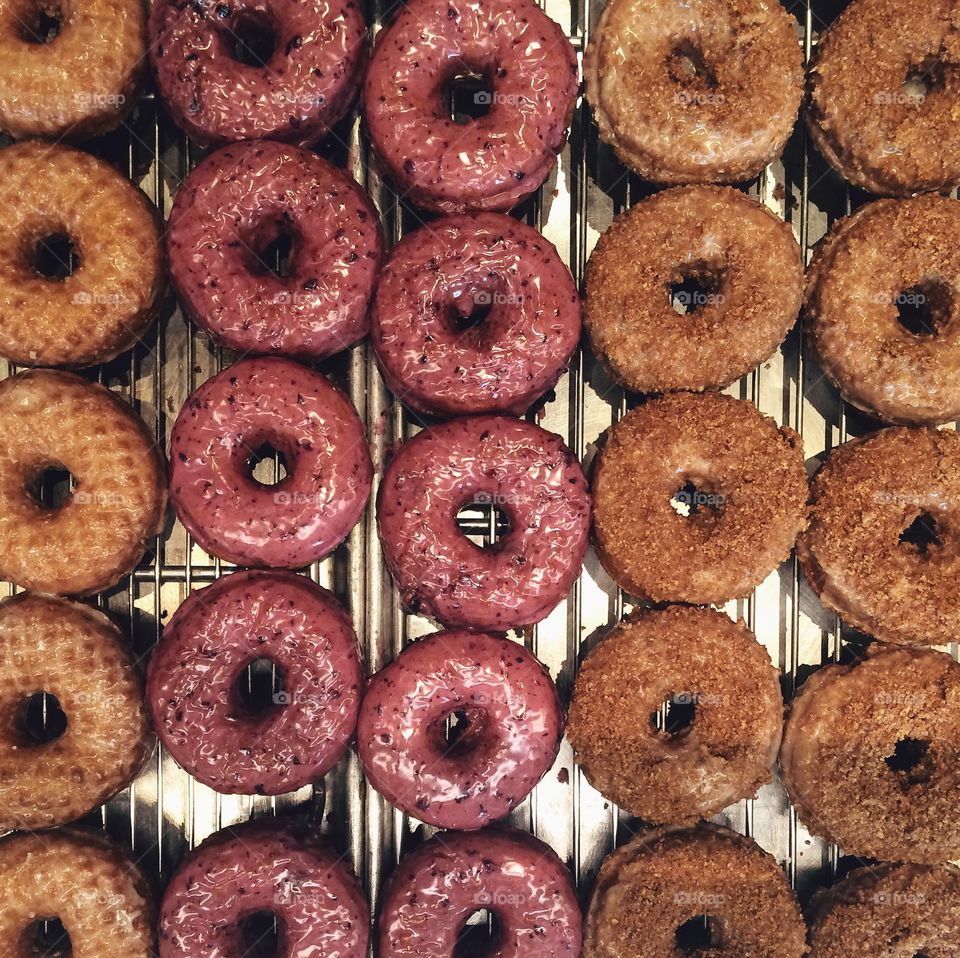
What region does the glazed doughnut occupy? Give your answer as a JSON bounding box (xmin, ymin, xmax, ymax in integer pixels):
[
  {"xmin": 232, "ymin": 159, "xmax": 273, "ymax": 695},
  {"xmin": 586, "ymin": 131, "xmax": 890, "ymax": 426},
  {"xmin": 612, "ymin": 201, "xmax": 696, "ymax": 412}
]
[
  {"xmin": 585, "ymin": 0, "xmax": 803, "ymax": 184},
  {"xmin": 0, "ymin": 142, "xmax": 163, "ymax": 368},
  {"xmin": 148, "ymin": 570, "xmax": 362, "ymax": 795},
  {"xmin": 378, "ymin": 827, "xmax": 580, "ymax": 958},
  {"xmin": 592, "ymin": 392, "xmax": 807, "ymax": 604},
  {"xmin": 372, "ymin": 213, "xmax": 581, "ymax": 417},
  {"xmin": 169, "ymin": 357, "xmax": 372, "ymax": 569},
  {"xmin": 149, "ymin": 0, "xmax": 367, "ymax": 147},
  {"xmin": 377, "ymin": 415, "xmax": 590, "ymax": 630},
  {"xmin": 358, "ymin": 630, "xmax": 563, "ymax": 829},
  {"xmin": 363, "ymin": 0, "xmax": 578, "ymax": 213},
  {"xmin": 585, "ymin": 187, "xmax": 803, "ymax": 393},
  {"xmin": 808, "ymin": 0, "xmax": 960, "ymax": 196},
  {"xmin": 584, "ymin": 824, "xmax": 806, "ymax": 958},
  {"xmin": 780, "ymin": 644, "xmax": 960, "ymax": 864},
  {"xmin": 568, "ymin": 606, "xmax": 782, "ymax": 825},
  {"xmin": 798, "ymin": 426, "xmax": 960, "ymax": 646},
  {"xmin": 166, "ymin": 140, "xmax": 382, "ymax": 361},
  {"xmin": 159, "ymin": 819, "xmax": 369, "ymax": 958},
  {"xmin": 806, "ymin": 195, "xmax": 960, "ymax": 426},
  {"xmin": 0, "ymin": 370, "xmax": 167, "ymax": 596}
]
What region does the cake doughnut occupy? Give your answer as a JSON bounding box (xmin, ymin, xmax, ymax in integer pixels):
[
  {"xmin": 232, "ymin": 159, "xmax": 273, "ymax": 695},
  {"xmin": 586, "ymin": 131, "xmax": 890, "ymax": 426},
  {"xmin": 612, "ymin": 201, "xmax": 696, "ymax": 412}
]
[
  {"xmin": 798, "ymin": 426, "xmax": 960, "ymax": 646},
  {"xmin": 585, "ymin": 0, "xmax": 803, "ymax": 184},
  {"xmin": 166, "ymin": 140, "xmax": 382, "ymax": 362},
  {"xmin": 807, "ymin": 0, "xmax": 960, "ymax": 196},
  {"xmin": 0, "ymin": 370, "xmax": 167, "ymax": 596},
  {"xmin": 378, "ymin": 826, "xmax": 581, "ymax": 958},
  {"xmin": 568, "ymin": 606, "xmax": 782, "ymax": 825},
  {"xmin": 584, "ymin": 824, "xmax": 806, "ymax": 958},
  {"xmin": 358, "ymin": 630, "xmax": 563, "ymax": 829},
  {"xmin": 159, "ymin": 819, "xmax": 368, "ymax": 958},
  {"xmin": 0, "ymin": 142, "xmax": 164, "ymax": 368},
  {"xmin": 780, "ymin": 643, "xmax": 960, "ymax": 863},
  {"xmin": 148, "ymin": 570, "xmax": 362, "ymax": 795},
  {"xmin": 149, "ymin": 0, "xmax": 367, "ymax": 148},
  {"xmin": 372, "ymin": 213, "xmax": 581, "ymax": 417},
  {"xmin": 169, "ymin": 357, "xmax": 372, "ymax": 569},
  {"xmin": 592, "ymin": 392, "xmax": 807, "ymax": 604},
  {"xmin": 377, "ymin": 415, "xmax": 590, "ymax": 630},
  {"xmin": 363, "ymin": 0, "xmax": 578, "ymax": 213},
  {"xmin": 585, "ymin": 187, "xmax": 803, "ymax": 393}
]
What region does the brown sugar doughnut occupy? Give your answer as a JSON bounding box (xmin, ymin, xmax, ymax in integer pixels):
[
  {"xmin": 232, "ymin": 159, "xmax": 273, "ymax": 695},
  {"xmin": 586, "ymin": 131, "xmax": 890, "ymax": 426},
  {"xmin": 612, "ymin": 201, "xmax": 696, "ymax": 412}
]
[
  {"xmin": 568, "ymin": 606, "xmax": 782, "ymax": 825},
  {"xmin": 807, "ymin": 0, "xmax": 960, "ymax": 196},
  {"xmin": 0, "ymin": 370, "xmax": 167, "ymax": 596},
  {"xmin": 780, "ymin": 644, "xmax": 960, "ymax": 864},
  {"xmin": 584, "ymin": 0, "xmax": 803, "ymax": 184},
  {"xmin": 806, "ymin": 195, "xmax": 960, "ymax": 426},
  {"xmin": 592, "ymin": 392, "xmax": 808, "ymax": 604},
  {"xmin": 584, "ymin": 824, "xmax": 806, "ymax": 958},
  {"xmin": 798, "ymin": 426, "xmax": 960, "ymax": 646},
  {"xmin": 585, "ymin": 187, "xmax": 803, "ymax": 393}
]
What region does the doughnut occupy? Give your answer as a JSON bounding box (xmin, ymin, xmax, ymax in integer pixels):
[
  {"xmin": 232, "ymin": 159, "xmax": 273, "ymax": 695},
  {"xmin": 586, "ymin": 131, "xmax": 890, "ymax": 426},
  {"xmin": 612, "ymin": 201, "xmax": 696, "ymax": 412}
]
[
  {"xmin": 798, "ymin": 426, "xmax": 960, "ymax": 647},
  {"xmin": 377, "ymin": 415, "xmax": 590, "ymax": 630},
  {"xmin": 378, "ymin": 826, "xmax": 580, "ymax": 958},
  {"xmin": 567, "ymin": 606, "xmax": 782, "ymax": 825},
  {"xmin": 169, "ymin": 356, "xmax": 372, "ymax": 569},
  {"xmin": 806, "ymin": 195, "xmax": 960, "ymax": 426},
  {"xmin": 357, "ymin": 630, "xmax": 563, "ymax": 829},
  {"xmin": 592, "ymin": 392, "xmax": 807, "ymax": 604},
  {"xmin": 363, "ymin": 0, "xmax": 578, "ymax": 213},
  {"xmin": 584, "ymin": 0, "xmax": 803, "ymax": 184},
  {"xmin": 584, "ymin": 824, "xmax": 806, "ymax": 958},
  {"xmin": 371, "ymin": 212, "xmax": 581, "ymax": 417},
  {"xmin": 0, "ymin": 370, "xmax": 167, "ymax": 596},
  {"xmin": 159, "ymin": 819, "xmax": 368, "ymax": 958},
  {"xmin": 149, "ymin": 0, "xmax": 367, "ymax": 148},
  {"xmin": 166, "ymin": 140, "xmax": 382, "ymax": 362},
  {"xmin": 0, "ymin": 142, "xmax": 164, "ymax": 368},
  {"xmin": 148, "ymin": 569, "xmax": 362, "ymax": 795},
  {"xmin": 781, "ymin": 643, "xmax": 960, "ymax": 864},
  {"xmin": 584, "ymin": 187, "xmax": 803, "ymax": 393},
  {"xmin": 807, "ymin": 0, "xmax": 960, "ymax": 196},
  {"xmin": 0, "ymin": 828, "xmax": 154, "ymax": 957}
]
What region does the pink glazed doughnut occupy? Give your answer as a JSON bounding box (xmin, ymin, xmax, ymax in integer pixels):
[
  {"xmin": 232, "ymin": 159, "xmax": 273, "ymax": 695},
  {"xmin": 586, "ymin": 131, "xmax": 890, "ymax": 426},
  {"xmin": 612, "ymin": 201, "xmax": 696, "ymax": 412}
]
[
  {"xmin": 357, "ymin": 630, "xmax": 563, "ymax": 829},
  {"xmin": 378, "ymin": 827, "xmax": 581, "ymax": 958},
  {"xmin": 377, "ymin": 415, "xmax": 590, "ymax": 630},
  {"xmin": 170, "ymin": 357, "xmax": 372, "ymax": 568},
  {"xmin": 147, "ymin": 570, "xmax": 362, "ymax": 795},
  {"xmin": 371, "ymin": 213, "xmax": 581, "ymax": 416},
  {"xmin": 363, "ymin": 0, "xmax": 578, "ymax": 213},
  {"xmin": 167, "ymin": 141, "xmax": 382, "ymax": 361}
]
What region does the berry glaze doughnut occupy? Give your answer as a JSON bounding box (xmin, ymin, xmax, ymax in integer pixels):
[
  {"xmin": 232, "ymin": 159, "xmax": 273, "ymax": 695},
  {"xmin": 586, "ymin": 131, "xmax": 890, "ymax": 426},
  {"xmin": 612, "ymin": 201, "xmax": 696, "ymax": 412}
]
[
  {"xmin": 377, "ymin": 415, "xmax": 590, "ymax": 630},
  {"xmin": 170, "ymin": 357, "xmax": 372, "ymax": 568},
  {"xmin": 363, "ymin": 0, "xmax": 578, "ymax": 213},
  {"xmin": 358, "ymin": 630, "xmax": 563, "ymax": 829},
  {"xmin": 378, "ymin": 827, "xmax": 581, "ymax": 958},
  {"xmin": 372, "ymin": 213, "xmax": 581, "ymax": 416},
  {"xmin": 149, "ymin": 0, "xmax": 367, "ymax": 147},
  {"xmin": 149, "ymin": 570, "xmax": 362, "ymax": 795},
  {"xmin": 167, "ymin": 140, "xmax": 382, "ymax": 361}
]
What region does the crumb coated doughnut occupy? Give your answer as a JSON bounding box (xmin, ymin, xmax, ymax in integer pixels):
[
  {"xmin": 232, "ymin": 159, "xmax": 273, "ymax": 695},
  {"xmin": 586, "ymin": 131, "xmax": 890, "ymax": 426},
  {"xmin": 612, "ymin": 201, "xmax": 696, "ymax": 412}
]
[
  {"xmin": 781, "ymin": 644, "xmax": 960, "ymax": 864},
  {"xmin": 357, "ymin": 630, "xmax": 563, "ymax": 829},
  {"xmin": 592, "ymin": 392, "xmax": 807, "ymax": 604},
  {"xmin": 585, "ymin": 187, "xmax": 803, "ymax": 393},
  {"xmin": 0, "ymin": 142, "xmax": 164, "ymax": 367},
  {"xmin": 584, "ymin": 824, "xmax": 806, "ymax": 958},
  {"xmin": 798, "ymin": 426, "xmax": 960, "ymax": 646},
  {"xmin": 568, "ymin": 606, "xmax": 782, "ymax": 825},
  {"xmin": 0, "ymin": 370, "xmax": 167, "ymax": 596},
  {"xmin": 585, "ymin": 0, "xmax": 803, "ymax": 184}
]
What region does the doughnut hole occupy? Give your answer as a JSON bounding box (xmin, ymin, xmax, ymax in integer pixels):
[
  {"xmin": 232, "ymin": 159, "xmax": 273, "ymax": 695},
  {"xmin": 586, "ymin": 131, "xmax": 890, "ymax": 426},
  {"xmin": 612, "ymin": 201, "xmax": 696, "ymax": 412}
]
[
  {"xmin": 455, "ymin": 495, "xmax": 512, "ymax": 549},
  {"xmin": 670, "ymin": 478, "xmax": 726, "ymax": 527},
  {"xmin": 903, "ymin": 55, "xmax": 948, "ymax": 100},
  {"xmin": 22, "ymin": 916, "xmax": 71, "ymax": 956},
  {"xmin": 444, "ymin": 279, "xmax": 513, "ymax": 350},
  {"xmin": 445, "ymin": 65, "xmax": 495, "ymax": 124},
  {"xmin": 668, "ymin": 262, "xmax": 727, "ymax": 317},
  {"xmin": 15, "ymin": 691, "xmax": 68, "ymax": 746},
  {"xmin": 247, "ymin": 442, "xmax": 290, "ymax": 488},
  {"xmin": 894, "ymin": 277, "xmax": 956, "ymax": 338},
  {"xmin": 667, "ymin": 39, "xmax": 719, "ymax": 92},
  {"xmin": 885, "ymin": 736, "xmax": 935, "ymax": 788},
  {"xmin": 675, "ymin": 915, "xmax": 724, "ymax": 951},
  {"xmin": 231, "ymin": 657, "xmax": 285, "ymax": 717},
  {"xmin": 428, "ymin": 705, "xmax": 490, "ymax": 760},
  {"xmin": 29, "ymin": 232, "xmax": 81, "ymax": 281},
  {"xmin": 26, "ymin": 464, "xmax": 73, "ymax": 511},
  {"xmin": 899, "ymin": 510, "xmax": 944, "ymax": 558},
  {"xmin": 650, "ymin": 692, "xmax": 697, "ymax": 738},
  {"xmin": 226, "ymin": 9, "xmax": 279, "ymax": 68},
  {"xmin": 236, "ymin": 430, "xmax": 296, "ymax": 490},
  {"xmin": 243, "ymin": 215, "xmax": 299, "ymax": 279},
  {"xmin": 238, "ymin": 909, "xmax": 282, "ymax": 958},
  {"xmin": 19, "ymin": 0, "xmax": 63, "ymax": 44},
  {"xmin": 454, "ymin": 908, "xmax": 502, "ymax": 958}
]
